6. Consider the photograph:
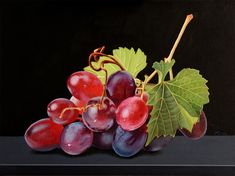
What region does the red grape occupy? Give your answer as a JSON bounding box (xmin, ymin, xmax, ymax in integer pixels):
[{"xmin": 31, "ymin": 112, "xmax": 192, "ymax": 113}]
[
  {"xmin": 24, "ymin": 118, "xmax": 63, "ymax": 151},
  {"xmin": 106, "ymin": 71, "xmax": 136, "ymax": 105},
  {"xmin": 82, "ymin": 97, "xmax": 116, "ymax": 132},
  {"xmin": 47, "ymin": 98, "xmax": 78, "ymax": 125},
  {"xmin": 67, "ymin": 71, "xmax": 103, "ymax": 104},
  {"xmin": 180, "ymin": 111, "xmax": 207, "ymax": 140},
  {"xmin": 116, "ymin": 96, "xmax": 148, "ymax": 131},
  {"xmin": 136, "ymin": 92, "xmax": 153, "ymax": 113},
  {"xmin": 60, "ymin": 122, "xmax": 93, "ymax": 155}
]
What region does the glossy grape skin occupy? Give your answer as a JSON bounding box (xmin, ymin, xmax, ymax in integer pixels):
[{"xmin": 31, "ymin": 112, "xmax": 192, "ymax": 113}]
[
  {"xmin": 116, "ymin": 96, "xmax": 148, "ymax": 131},
  {"xmin": 136, "ymin": 92, "xmax": 153, "ymax": 113},
  {"xmin": 67, "ymin": 71, "xmax": 103, "ymax": 104},
  {"xmin": 112, "ymin": 125, "xmax": 147, "ymax": 157},
  {"xmin": 47, "ymin": 98, "xmax": 78, "ymax": 125},
  {"xmin": 106, "ymin": 71, "xmax": 136, "ymax": 105},
  {"xmin": 144, "ymin": 136, "xmax": 173, "ymax": 152},
  {"xmin": 24, "ymin": 118, "xmax": 64, "ymax": 151},
  {"xmin": 180, "ymin": 111, "xmax": 207, "ymax": 140},
  {"xmin": 70, "ymin": 96, "xmax": 85, "ymax": 114},
  {"xmin": 60, "ymin": 122, "xmax": 93, "ymax": 155},
  {"xmin": 82, "ymin": 97, "xmax": 116, "ymax": 132},
  {"xmin": 93, "ymin": 123, "xmax": 117, "ymax": 150}
]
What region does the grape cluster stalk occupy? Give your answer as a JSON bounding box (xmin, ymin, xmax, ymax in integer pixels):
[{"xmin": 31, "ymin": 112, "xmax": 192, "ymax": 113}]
[{"xmin": 24, "ymin": 14, "xmax": 208, "ymax": 157}]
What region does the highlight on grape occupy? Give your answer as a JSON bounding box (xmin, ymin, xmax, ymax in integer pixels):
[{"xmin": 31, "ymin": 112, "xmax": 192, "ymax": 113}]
[{"xmin": 24, "ymin": 14, "xmax": 210, "ymax": 158}]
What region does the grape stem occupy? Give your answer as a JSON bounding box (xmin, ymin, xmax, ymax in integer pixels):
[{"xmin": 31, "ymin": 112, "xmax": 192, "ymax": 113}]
[
  {"xmin": 89, "ymin": 46, "xmax": 126, "ymax": 106},
  {"xmin": 140, "ymin": 75, "xmax": 149, "ymax": 99},
  {"xmin": 165, "ymin": 14, "xmax": 194, "ymax": 80},
  {"xmin": 89, "ymin": 46, "xmax": 126, "ymax": 71},
  {"xmin": 146, "ymin": 70, "xmax": 158, "ymax": 84},
  {"xmin": 59, "ymin": 104, "xmax": 101, "ymax": 119},
  {"xmin": 59, "ymin": 107, "xmax": 85, "ymax": 119},
  {"xmin": 144, "ymin": 14, "xmax": 194, "ymax": 85}
]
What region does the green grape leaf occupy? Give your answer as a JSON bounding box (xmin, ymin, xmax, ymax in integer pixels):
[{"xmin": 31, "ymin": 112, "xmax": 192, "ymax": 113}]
[
  {"xmin": 146, "ymin": 65, "xmax": 209, "ymax": 146},
  {"xmin": 84, "ymin": 47, "xmax": 147, "ymax": 83},
  {"xmin": 152, "ymin": 59, "xmax": 175, "ymax": 81}
]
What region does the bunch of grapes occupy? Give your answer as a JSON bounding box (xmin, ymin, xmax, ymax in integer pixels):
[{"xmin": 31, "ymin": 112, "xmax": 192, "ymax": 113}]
[
  {"xmin": 24, "ymin": 14, "xmax": 208, "ymax": 158},
  {"xmin": 24, "ymin": 60, "xmax": 206, "ymax": 157}
]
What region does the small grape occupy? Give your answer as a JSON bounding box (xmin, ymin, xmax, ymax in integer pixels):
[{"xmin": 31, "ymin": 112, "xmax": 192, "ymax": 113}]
[
  {"xmin": 112, "ymin": 125, "xmax": 147, "ymax": 157},
  {"xmin": 67, "ymin": 71, "xmax": 103, "ymax": 104},
  {"xmin": 180, "ymin": 111, "xmax": 207, "ymax": 140},
  {"xmin": 144, "ymin": 136, "xmax": 173, "ymax": 152},
  {"xmin": 116, "ymin": 96, "xmax": 148, "ymax": 131},
  {"xmin": 47, "ymin": 98, "xmax": 78, "ymax": 125},
  {"xmin": 82, "ymin": 97, "xmax": 116, "ymax": 132},
  {"xmin": 24, "ymin": 118, "xmax": 63, "ymax": 151},
  {"xmin": 60, "ymin": 122, "xmax": 93, "ymax": 155},
  {"xmin": 106, "ymin": 71, "xmax": 136, "ymax": 105}
]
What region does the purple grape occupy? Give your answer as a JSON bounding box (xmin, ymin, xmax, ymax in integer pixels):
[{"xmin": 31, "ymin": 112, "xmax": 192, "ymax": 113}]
[
  {"xmin": 112, "ymin": 125, "xmax": 147, "ymax": 157},
  {"xmin": 60, "ymin": 122, "xmax": 93, "ymax": 155},
  {"xmin": 106, "ymin": 71, "xmax": 136, "ymax": 105},
  {"xmin": 93, "ymin": 123, "xmax": 117, "ymax": 150},
  {"xmin": 144, "ymin": 136, "xmax": 173, "ymax": 152},
  {"xmin": 82, "ymin": 97, "xmax": 116, "ymax": 132}
]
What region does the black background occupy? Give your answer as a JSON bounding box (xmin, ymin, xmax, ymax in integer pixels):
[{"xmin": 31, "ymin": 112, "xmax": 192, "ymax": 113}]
[{"xmin": 0, "ymin": 0, "xmax": 235, "ymax": 136}]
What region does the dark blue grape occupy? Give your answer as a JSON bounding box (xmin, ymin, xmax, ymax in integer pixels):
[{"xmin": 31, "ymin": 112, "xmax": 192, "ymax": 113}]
[{"xmin": 112, "ymin": 125, "xmax": 147, "ymax": 157}]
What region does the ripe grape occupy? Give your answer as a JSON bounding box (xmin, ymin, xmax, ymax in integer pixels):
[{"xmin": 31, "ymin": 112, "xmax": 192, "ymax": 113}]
[
  {"xmin": 60, "ymin": 122, "xmax": 93, "ymax": 155},
  {"xmin": 116, "ymin": 96, "xmax": 148, "ymax": 131},
  {"xmin": 136, "ymin": 92, "xmax": 153, "ymax": 113},
  {"xmin": 112, "ymin": 125, "xmax": 147, "ymax": 157},
  {"xmin": 144, "ymin": 136, "xmax": 173, "ymax": 152},
  {"xmin": 67, "ymin": 71, "xmax": 103, "ymax": 104},
  {"xmin": 180, "ymin": 111, "xmax": 207, "ymax": 140},
  {"xmin": 93, "ymin": 123, "xmax": 117, "ymax": 150},
  {"xmin": 106, "ymin": 71, "xmax": 136, "ymax": 105},
  {"xmin": 82, "ymin": 97, "xmax": 116, "ymax": 132},
  {"xmin": 47, "ymin": 98, "xmax": 78, "ymax": 125},
  {"xmin": 24, "ymin": 118, "xmax": 63, "ymax": 151},
  {"xmin": 70, "ymin": 96, "xmax": 85, "ymax": 114}
]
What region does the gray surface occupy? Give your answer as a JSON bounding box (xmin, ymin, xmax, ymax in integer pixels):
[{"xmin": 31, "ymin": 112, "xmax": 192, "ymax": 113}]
[{"xmin": 0, "ymin": 136, "xmax": 234, "ymax": 166}]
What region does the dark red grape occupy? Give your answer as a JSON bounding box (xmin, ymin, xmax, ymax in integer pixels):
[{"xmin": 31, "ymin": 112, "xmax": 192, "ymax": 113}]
[
  {"xmin": 106, "ymin": 71, "xmax": 136, "ymax": 105},
  {"xmin": 24, "ymin": 118, "xmax": 63, "ymax": 151},
  {"xmin": 116, "ymin": 96, "xmax": 148, "ymax": 131},
  {"xmin": 93, "ymin": 123, "xmax": 117, "ymax": 150},
  {"xmin": 60, "ymin": 122, "xmax": 93, "ymax": 155},
  {"xmin": 82, "ymin": 97, "xmax": 116, "ymax": 132},
  {"xmin": 67, "ymin": 71, "xmax": 103, "ymax": 104},
  {"xmin": 47, "ymin": 98, "xmax": 78, "ymax": 125},
  {"xmin": 144, "ymin": 136, "xmax": 173, "ymax": 152},
  {"xmin": 112, "ymin": 125, "xmax": 147, "ymax": 157},
  {"xmin": 180, "ymin": 111, "xmax": 207, "ymax": 140}
]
